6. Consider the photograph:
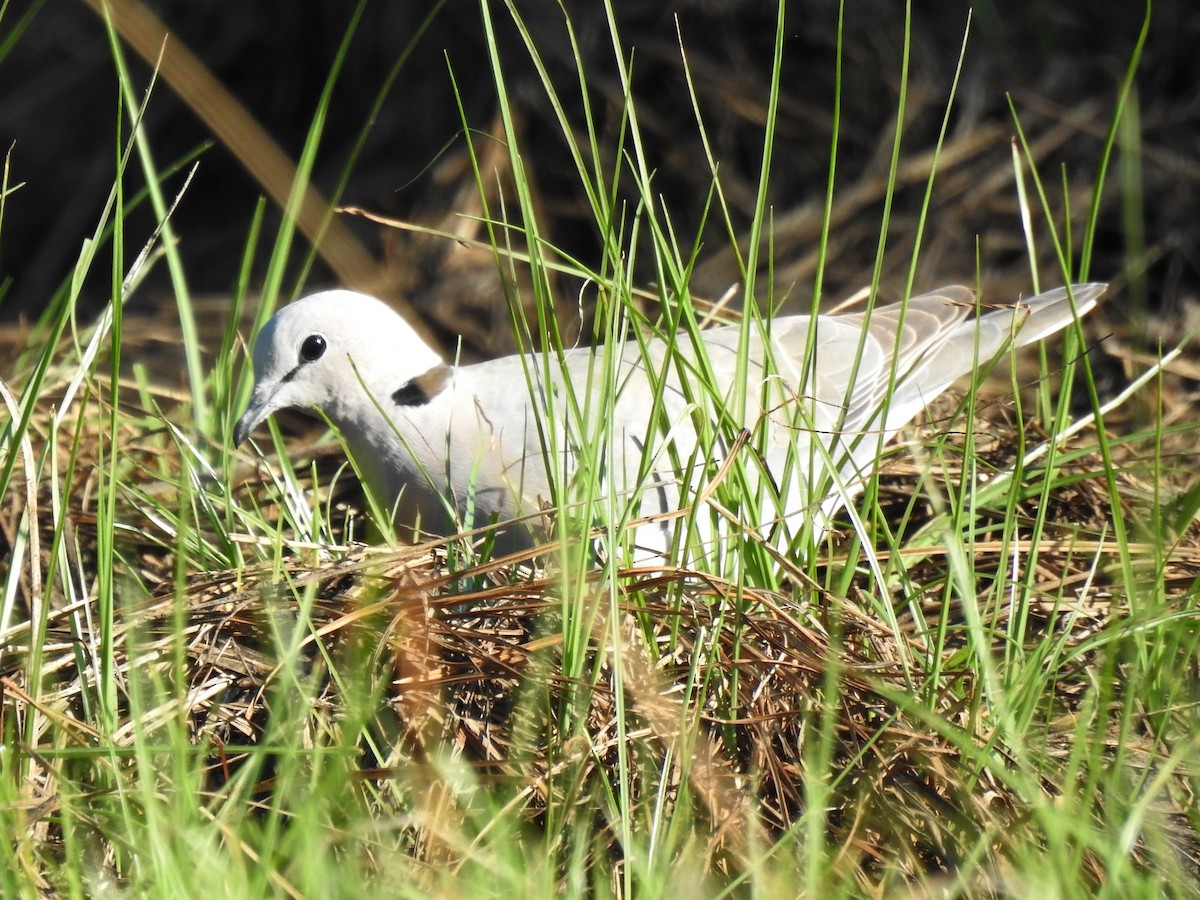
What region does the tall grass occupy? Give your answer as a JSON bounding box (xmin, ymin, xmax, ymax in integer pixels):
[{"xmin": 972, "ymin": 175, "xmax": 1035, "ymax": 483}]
[{"xmin": 2, "ymin": 1, "xmax": 1198, "ymax": 898}]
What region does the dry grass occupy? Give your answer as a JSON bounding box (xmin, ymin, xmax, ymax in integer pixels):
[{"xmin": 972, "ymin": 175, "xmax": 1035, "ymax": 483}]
[
  {"xmin": 3, "ymin": 3, "xmax": 1200, "ymax": 895},
  {"xmin": 4, "ymin": 330, "xmax": 1199, "ymax": 892}
]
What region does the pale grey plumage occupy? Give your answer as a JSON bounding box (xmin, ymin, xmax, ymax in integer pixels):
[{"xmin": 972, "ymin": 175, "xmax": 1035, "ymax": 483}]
[{"xmin": 234, "ymin": 283, "xmax": 1104, "ymax": 561}]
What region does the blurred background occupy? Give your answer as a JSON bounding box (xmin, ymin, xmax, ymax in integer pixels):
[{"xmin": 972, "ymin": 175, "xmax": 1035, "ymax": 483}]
[{"xmin": 1, "ymin": 1, "xmax": 1195, "ymax": 360}]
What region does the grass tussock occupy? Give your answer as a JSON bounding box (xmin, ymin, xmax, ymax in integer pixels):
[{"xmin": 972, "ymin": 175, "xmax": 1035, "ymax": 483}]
[
  {"xmin": 4, "ymin": 341, "xmax": 1200, "ymax": 895},
  {"xmin": 4, "ymin": 2, "xmax": 1200, "ymax": 897}
]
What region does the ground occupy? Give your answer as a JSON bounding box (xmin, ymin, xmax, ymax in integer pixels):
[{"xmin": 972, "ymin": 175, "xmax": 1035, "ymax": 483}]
[{"xmin": 1, "ymin": 2, "xmax": 1199, "ymax": 896}]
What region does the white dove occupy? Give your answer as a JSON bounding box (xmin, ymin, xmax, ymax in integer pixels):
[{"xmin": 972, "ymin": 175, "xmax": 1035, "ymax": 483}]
[{"xmin": 234, "ymin": 283, "xmax": 1103, "ymax": 562}]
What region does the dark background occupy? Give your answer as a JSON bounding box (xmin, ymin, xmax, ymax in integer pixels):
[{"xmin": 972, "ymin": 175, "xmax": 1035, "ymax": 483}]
[{"xmin": 1, "ymin": 1, "xmax": 1195, "ymax": 355}]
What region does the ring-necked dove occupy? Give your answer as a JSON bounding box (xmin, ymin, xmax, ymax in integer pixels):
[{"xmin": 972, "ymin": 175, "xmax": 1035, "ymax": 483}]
[{"xmin": 234, "ymin": 283, "xmax": 1103, "ymax": 561}]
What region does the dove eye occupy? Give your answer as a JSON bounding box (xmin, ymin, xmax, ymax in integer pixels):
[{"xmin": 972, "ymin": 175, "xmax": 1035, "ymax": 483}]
[{"xmin": 299, "ymin": 334, "xmax": 327, "ymax": 363}]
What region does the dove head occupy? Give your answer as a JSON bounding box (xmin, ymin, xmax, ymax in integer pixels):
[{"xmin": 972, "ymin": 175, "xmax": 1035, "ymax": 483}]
[{"xmin": 233, "ymin": 290, "xmax": 444, "ymax": 445}]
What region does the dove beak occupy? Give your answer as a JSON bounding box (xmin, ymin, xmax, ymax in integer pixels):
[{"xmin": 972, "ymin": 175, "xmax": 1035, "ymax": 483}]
[{"xmin": 234, "ymin": 381, "xmax": 282, "ymax": 446}]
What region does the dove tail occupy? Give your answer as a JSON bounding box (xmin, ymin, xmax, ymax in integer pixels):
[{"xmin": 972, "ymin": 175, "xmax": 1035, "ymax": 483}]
[
  {"xmin": 880, "ymin": 282, "xmax": 1105, "ymax": 434},
  {"xmin": 978, "ymin": 282, "xmax": 1106, "ymax": 354}
]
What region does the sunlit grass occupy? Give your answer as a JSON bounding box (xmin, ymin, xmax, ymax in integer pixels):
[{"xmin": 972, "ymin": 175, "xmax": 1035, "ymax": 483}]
[{"xmin": 2, "ymin": 1, "xmax": 1197, "ymax": 898}]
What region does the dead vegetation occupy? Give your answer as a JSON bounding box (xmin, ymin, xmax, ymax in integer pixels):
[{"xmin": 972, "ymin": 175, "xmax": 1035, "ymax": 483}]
[
  {"xmin": 3, "ymin": 339, "xmax": 1200, "ymax": 890},
  {"xmin": 3, "ymin": 2, "xmax": 1200, "ymax": 894}
]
